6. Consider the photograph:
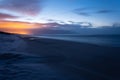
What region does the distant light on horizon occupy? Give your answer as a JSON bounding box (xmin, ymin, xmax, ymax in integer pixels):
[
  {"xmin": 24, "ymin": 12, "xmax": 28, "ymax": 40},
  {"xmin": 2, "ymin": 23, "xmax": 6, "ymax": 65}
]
[
  {"xmin": 3, "ymin": 29, "xmax": 31, "ymax": 35},
  {"xmin": 0, "ymin": 21, "xmax": 43, "ymax": 34}
]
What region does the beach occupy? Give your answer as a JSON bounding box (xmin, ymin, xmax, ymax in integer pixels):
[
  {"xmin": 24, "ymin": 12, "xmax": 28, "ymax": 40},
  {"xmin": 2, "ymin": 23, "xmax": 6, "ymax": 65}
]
[{"xmin": 0, "ymin": 33, "xmax": 120, "ymax": 80}]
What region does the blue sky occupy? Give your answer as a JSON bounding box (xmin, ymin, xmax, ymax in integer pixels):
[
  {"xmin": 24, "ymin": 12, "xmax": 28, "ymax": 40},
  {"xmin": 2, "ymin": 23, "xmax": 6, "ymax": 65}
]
[
  {"xmin": 39, "ymin": 0, "xmax": 120, "ymax": 26},
  {"xmin": 0, "ymin": 0, "xmax": 120, "ymax": 27}
]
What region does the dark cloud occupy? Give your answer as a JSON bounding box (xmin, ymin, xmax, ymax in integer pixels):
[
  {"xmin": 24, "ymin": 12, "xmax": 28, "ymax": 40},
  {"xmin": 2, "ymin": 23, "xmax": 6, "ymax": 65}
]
[
  {"xmin": 76, "ymin": 12, "xmax": 90, "ymax": 16},
  {"xmin": 0, "ymin": 0, "xmax": 43, "ymax": 16},
  {"xmin": 0, "ymin": 13, "xmax": 18, "ymax": 19},
  {"xmin": 73, "ymin": 7, "xmax": 91, "ymax": 16},
  {"xmin": 47, "ymin": 19, "xmax": 56, "ymax": 21},
  {"xmin": 73, "ymin": 8, "xmax": 114, "ymax": 16},
  {"xmin": 34, "ymin": 22, "xmax": 120, "ymax": 35},
  {"xmin": 97, "ymin": 10, "xmax": 113, "ymax": 14}
]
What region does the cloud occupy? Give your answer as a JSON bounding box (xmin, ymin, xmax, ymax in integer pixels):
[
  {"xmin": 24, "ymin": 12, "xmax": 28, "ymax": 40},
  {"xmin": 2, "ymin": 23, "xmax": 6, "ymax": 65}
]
[
  {"xmin": 0, "ymin": 13, "xmax": 18, "ymax": 19},
  {"xmin": 73, "ymin": 8, "xmax": 114, "ymax": 16},
  {"xmin": 97, "ymin": 10, "xmax": 113, "ymax": 14},
  {"xmin": 43, "ymin": 20, "xmax": 93, "ymax": 30},
  {"xmin": 34, "ymin": 21, "xmax": 120, "ymax": 35},
  {"xmin": 73, "ymin": 7, "xmax": 91, "ymax": 16},
  {"xmin": 2, "ymin": 20, "xmax": 120, "ymax": 35},
  {"xmin": 76, "ymin": 12, "xmax": 90, "ymax": 16},
  {"xmin": 112, "ymin": 23, "xmax": 120, "ymax": 27},
  {"xmin": 46, "ymin": 19, "xmax": 66, "ymax": 24},
  {"xmin": 0, "ymin": 0, "xmax": 43, "ymax": 16},
  {"xmin": 78, "ymin": 22, "xmax": 93, "ymax": 27},
  {"xmin": 35, "ymin": 22, "xmax": 120, "ymax": 35}
]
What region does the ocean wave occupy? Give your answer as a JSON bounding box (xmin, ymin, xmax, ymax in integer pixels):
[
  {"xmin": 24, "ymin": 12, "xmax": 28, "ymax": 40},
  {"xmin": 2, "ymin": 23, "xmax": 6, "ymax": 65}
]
[{"xmin": 0, "ymin": 52, "xmax": 66, "ymax": 80}]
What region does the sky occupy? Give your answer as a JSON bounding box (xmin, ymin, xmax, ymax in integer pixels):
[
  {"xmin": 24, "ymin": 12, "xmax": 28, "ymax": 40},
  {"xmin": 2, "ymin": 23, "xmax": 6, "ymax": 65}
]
[
  {"xmin": 0, "ymin": 0, "xmax": 120, "ymax": 34},
  {"xmin": 40, "ymin": 0, "xmax": 120, "ymax": 26}
]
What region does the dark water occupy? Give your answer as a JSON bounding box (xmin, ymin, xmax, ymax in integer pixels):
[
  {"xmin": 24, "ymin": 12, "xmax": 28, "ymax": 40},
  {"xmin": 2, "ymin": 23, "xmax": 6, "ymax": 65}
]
[
  {"xmin": 38, "ymin": 35, "xmax": 120, "ymax": 47},
  {"xmin": 0, "ymin": 34, "xmax": 68, "ymax": 80},
  {"xmin": 0, "ymin": 34, "xmax": 120, "ymax": 80},
  {"xmin": 0, "ymin": 52, "xmax": 69, "ymax": 80}
]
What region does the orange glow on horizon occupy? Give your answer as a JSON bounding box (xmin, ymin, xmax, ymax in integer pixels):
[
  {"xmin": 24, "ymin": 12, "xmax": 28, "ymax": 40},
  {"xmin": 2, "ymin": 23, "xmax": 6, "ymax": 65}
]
[
  {"xmin": 0, "ymin": 21, "xmax": 42, "ymax": 35},
  {"xmin": 3, "ymin": 29, "xmax": 31, "ymax": 35}
]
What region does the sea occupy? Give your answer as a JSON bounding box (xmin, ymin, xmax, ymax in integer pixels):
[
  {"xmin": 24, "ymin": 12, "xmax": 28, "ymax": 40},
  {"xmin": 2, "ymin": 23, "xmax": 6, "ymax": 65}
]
[
  {"xmin": 0, "ymin": 33, "xmax": 120, "ymax": 80},
  {"xmin": 38, "ymin": 34, "xmax": 120, "ymax": 47}
]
